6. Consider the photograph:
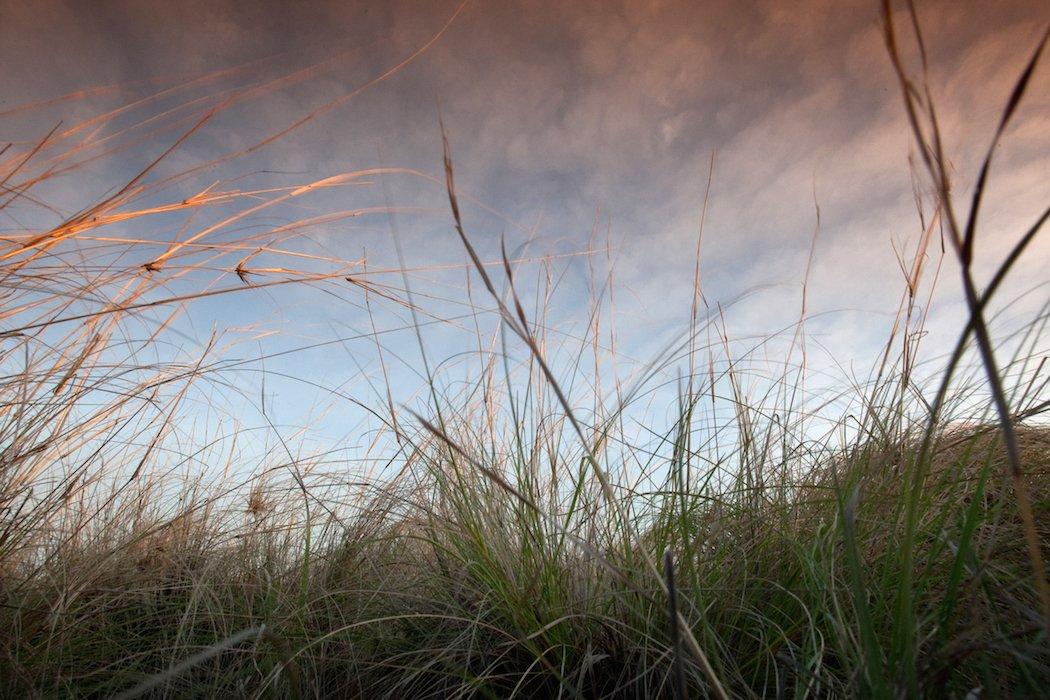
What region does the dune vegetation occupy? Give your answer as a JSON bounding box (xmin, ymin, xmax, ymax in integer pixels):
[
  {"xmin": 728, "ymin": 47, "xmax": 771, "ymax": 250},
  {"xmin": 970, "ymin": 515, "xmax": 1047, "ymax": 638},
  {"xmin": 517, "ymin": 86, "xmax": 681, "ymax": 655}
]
[{"xmin": 1, "ymin": 4, "xmax": 1048, "ymax": 698}]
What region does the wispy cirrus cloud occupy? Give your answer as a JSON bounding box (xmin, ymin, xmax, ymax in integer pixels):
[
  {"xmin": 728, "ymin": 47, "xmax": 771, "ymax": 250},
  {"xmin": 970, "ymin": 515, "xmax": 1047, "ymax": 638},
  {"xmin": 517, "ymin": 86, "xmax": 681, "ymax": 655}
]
[{"xmin": 2, "ymin": 0, "xmax": 1047, "ymax": 438}]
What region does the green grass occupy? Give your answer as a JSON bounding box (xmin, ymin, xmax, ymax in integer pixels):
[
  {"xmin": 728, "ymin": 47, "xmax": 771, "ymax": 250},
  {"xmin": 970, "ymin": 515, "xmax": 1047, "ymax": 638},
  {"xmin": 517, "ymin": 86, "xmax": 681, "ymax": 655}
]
[{"xmin": 1, "ymin": 4, "xmax": 1048, "ymax": 698}]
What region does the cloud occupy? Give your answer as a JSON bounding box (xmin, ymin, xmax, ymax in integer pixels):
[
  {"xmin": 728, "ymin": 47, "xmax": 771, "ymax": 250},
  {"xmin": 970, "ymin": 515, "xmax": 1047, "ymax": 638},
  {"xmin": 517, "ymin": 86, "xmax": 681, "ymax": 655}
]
[{"xmin": 2, "ymin": 0, "xmax": 1048, "ymax": 438}]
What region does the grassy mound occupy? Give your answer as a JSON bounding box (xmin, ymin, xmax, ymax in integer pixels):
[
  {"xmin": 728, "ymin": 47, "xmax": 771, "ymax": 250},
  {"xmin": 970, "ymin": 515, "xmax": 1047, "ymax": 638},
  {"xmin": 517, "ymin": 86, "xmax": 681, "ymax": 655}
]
[{"xmin": 2, "ymin": 423, "xmax": 1048, "ymax": 697}]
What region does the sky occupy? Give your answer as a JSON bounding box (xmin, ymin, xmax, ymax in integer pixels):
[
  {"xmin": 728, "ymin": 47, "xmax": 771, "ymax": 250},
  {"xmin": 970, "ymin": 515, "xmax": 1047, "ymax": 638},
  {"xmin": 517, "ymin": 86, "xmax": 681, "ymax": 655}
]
[{"xmin": 1, "ymin": 0, "xmax": 1048, "ymax": 474}]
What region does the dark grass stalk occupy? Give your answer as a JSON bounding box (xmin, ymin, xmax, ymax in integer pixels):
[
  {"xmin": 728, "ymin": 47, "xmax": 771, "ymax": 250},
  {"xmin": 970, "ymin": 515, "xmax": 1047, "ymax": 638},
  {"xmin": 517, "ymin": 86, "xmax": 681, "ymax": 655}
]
[
  {"xmin": 882, "ymin": 0, "xmax": 1050, "ymax": 631},
  {"xmin": 663, "ymin": 548, "xmax": 688, "ymax": 700}
]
